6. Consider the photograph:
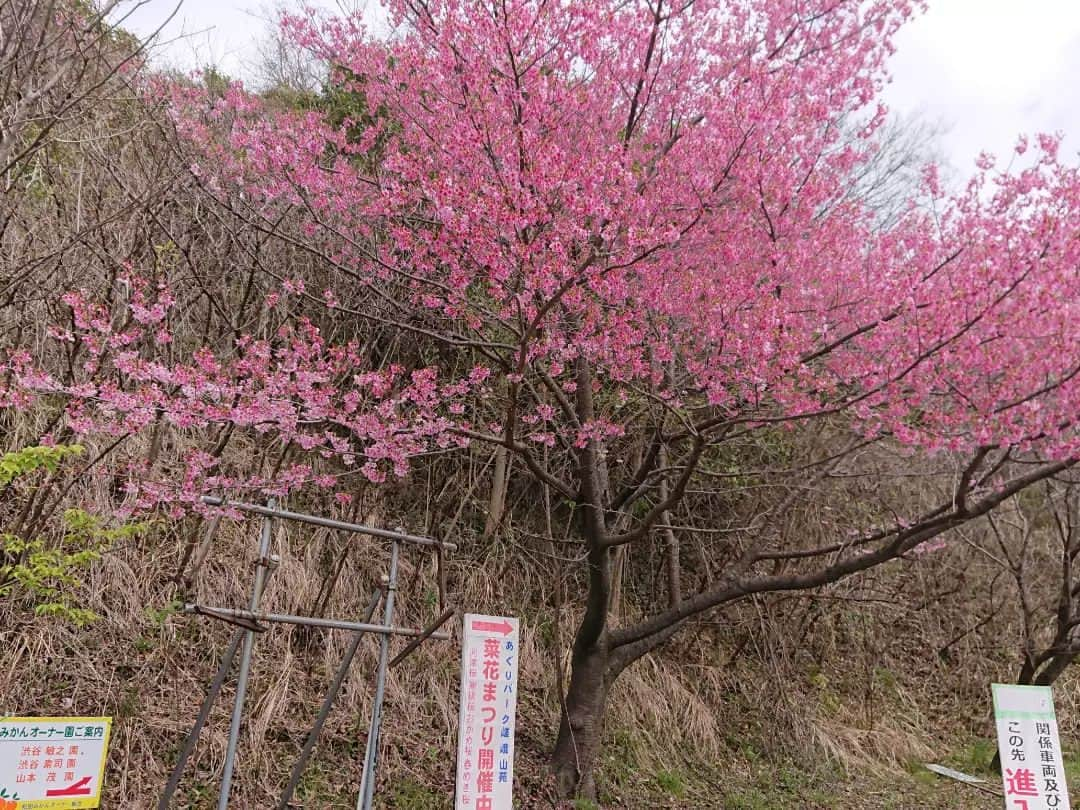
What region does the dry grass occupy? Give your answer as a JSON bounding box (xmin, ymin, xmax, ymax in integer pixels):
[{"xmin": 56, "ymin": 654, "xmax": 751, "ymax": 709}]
[
  {"xmin": 1, "ymin": 425, "xmax": 1073, "ymax": 809},
  {"xmin": 1, "ymin": 9, "xmax": 1070, "ymax": 805}
]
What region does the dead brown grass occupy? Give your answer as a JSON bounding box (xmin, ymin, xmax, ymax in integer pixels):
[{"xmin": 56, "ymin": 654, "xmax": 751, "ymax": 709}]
[{"xmin": 3, "ymin": 422, "xmax": 1070, "ymax": 808}]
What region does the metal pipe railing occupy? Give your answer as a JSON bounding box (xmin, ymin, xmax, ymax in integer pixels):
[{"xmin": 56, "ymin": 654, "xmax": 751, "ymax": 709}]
[{"xmin": 199, "ymin": 496, "xmax": 456, "ymax": 550}]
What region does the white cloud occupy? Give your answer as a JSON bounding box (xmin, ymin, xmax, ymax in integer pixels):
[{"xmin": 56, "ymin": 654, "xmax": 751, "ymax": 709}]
[
  {"xmin": 884, "ymin": 0, "xmax": 1080, "ymax": 172},
  {"xmin": 123, "ymin": 0, "xmax": 272, "ymax": 76}
]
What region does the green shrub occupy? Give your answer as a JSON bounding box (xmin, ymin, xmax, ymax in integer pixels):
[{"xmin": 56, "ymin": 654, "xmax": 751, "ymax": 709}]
[{"xmin": 0, "ymin": 445, "xmax": 150, "ymax": 624}]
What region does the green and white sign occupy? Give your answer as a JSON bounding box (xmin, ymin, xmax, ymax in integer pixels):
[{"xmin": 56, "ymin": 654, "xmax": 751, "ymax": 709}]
[{"xmin": 992, "ymin": 684, "xmax": 1071, "ymax": 810}]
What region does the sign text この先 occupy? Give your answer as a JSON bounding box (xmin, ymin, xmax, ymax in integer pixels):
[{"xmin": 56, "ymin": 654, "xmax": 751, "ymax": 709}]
[{"xmin": 993, "ymin": 684, "xmax": 1071, "ymax": 810}]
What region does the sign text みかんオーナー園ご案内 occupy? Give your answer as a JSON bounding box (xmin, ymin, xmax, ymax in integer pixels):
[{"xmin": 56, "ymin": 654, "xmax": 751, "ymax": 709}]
[{"xmin": 0, "ymin": 717, "xmax": 111, "ymax": 809}]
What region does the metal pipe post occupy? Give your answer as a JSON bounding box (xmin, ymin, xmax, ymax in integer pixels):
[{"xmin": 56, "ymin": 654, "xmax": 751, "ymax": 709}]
[
  {"xmin": 217, "ymin": 503, "xmax": 276, "ymax": 810},
  {"xmin": 357, "ymin": 540, "xmax": 400, "ymax": 810},
  {"xmin": 158, "ymin": 628, "xmax": 244, "ymax": 810},
  {"xmin": 389, "ymin": 607, "xmax": 456, "ymax": 669},
  {"xmin": 277, "ymin": 588, "xmax": 383, "ymax": 810},
  {"xmin": 200, "ymin": 496, "xmax": 455, "ymax": 550},
  {"xmin": 181, "ymin": 605, "xmax": 449, "ymax": 640}
]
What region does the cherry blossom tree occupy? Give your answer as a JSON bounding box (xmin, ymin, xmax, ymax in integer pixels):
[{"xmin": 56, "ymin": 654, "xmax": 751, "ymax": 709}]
[{"xmin": 6, "ymin": 0, "xmax": 1080, "ymax": 798}]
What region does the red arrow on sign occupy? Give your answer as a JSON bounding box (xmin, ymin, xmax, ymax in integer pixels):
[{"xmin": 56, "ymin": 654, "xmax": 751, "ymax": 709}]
[
  {"xmin": 471, "ymin": 619, "xmax": 513, "ymax": 635},
  {"xmin": 47, "ymin": 776, "xmax": 93, "ymax": 797}
]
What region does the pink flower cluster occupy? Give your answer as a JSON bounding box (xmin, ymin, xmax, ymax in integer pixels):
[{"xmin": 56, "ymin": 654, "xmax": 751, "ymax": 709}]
[
  {"xmin": 6, "ymin": 277, "xmax": 488, "ymax": 509},
  {"xmin": 7, "ymin": 0, "xmax": 1078, "ymax": 514}
]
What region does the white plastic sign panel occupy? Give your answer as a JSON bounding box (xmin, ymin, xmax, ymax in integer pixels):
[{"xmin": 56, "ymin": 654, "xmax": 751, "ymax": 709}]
[
  {"xmin": 924, "ymin": 763, "xmax": 986, "ymax": 784},
  {"xmin": 455, "ymin": 614, "xmax": 520, "ymax": 810},
  {"xmin": 993, "ymin": 684, "xmax": 1071, "ymax": 810},
  {"xmin": 0, "ymin": 717, "xmax": 111, "ymax": 809}
]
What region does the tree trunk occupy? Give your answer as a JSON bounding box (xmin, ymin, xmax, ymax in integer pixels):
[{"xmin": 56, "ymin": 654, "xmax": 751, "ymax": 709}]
[
  {"xmin": 1034, "ymin": 652, "xmax": 1077, "ymax": 686},
  {"xmin": 552, "ymin": 357, "xmax": 619, "ymax": 800},
  {"xmin": 482, "ymin": 445, "xmax": 509, "ymax": 539},
  {"xmin": 552, "ymin": 636, "xmax": 611, "ymax": 801}
]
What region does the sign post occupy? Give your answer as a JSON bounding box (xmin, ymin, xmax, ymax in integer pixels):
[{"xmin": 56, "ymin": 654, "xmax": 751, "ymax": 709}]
[
  {"xmin": 455, "ymin": 614, "xmax": 520, "ymax": 810},
  {"xmin": 0, "ymin": 717, "xmax": 111, "ymax": 809},
  {"xmin": 992, "ymin": 684, "xmax": 1071, "ymax": 810}
]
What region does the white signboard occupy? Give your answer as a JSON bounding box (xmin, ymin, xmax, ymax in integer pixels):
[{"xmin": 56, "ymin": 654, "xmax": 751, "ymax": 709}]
[
  {"xmin": 924, "ymin": 763, "xmax": 987, "ymax": 784},
  {"xmin": 455, "ymin": 614, "xmax": 520, "ymax": 810},
  {"xmin": 993, "ymin": 684, "xmax": 1071, "ymax": 810},
  {"xmin": 0, "ymin": 717, "xmax": 111, "ymax": 809}
]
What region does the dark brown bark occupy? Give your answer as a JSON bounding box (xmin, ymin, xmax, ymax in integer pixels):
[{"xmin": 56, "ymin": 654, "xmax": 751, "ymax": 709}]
[
  {"xmin": 482, "ymin": 445, "xmax": 510, "ymax": 539},
  {"xmin": 552, "ymin": 453, "xmax": 1075, "ymax": 798},
  {"xmin": 552, "ymin": 635, "xmax": 611, "ymax": 800},
  {"xmin": 551, "ymin": 602, "xmax": 687, "ymax": 799},
  {"xmin": 1034, "ymin": 653, "xmax": 1078, "ymax": 686},
  {"xmin": 551, "ymin": 358, "xmax": 618, "ymax": 799}
]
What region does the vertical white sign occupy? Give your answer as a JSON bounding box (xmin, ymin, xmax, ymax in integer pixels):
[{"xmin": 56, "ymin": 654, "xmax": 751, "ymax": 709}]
[
  {"xmin": 993, "ymin": 684, "xmax": 1071, "ymax": 810},
  {"xmin": 455, "ymin": 614, "xmax": 520, "ymax": 810}
]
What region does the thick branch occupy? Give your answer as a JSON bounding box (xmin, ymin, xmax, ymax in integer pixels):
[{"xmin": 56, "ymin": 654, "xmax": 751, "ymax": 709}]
[
  {"xmin": 602, "ymin": 436, "xmax": 706, "ymax": 548},
  {"xmin": 609, "ymin": 458, "xmax": 1077, "ymax": 655}
]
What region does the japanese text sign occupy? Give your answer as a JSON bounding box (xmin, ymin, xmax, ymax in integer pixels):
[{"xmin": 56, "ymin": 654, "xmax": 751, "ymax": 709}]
[
  {"xmin": 455, "ymin": 614, "xmax": 520, "ymax": 810},
  {"xmin": 993, "ymin": 684, "xmax": 1071, "ymax": 810},
  {"xmin": 0, "ymin": 717, "xmax": 111, "ymax": 809}
]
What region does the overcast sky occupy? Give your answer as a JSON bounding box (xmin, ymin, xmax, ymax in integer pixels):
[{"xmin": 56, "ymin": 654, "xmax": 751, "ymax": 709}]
[{"xmin": 126, "ymin": 0, "xmax": 1080, "ymax": 175}]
